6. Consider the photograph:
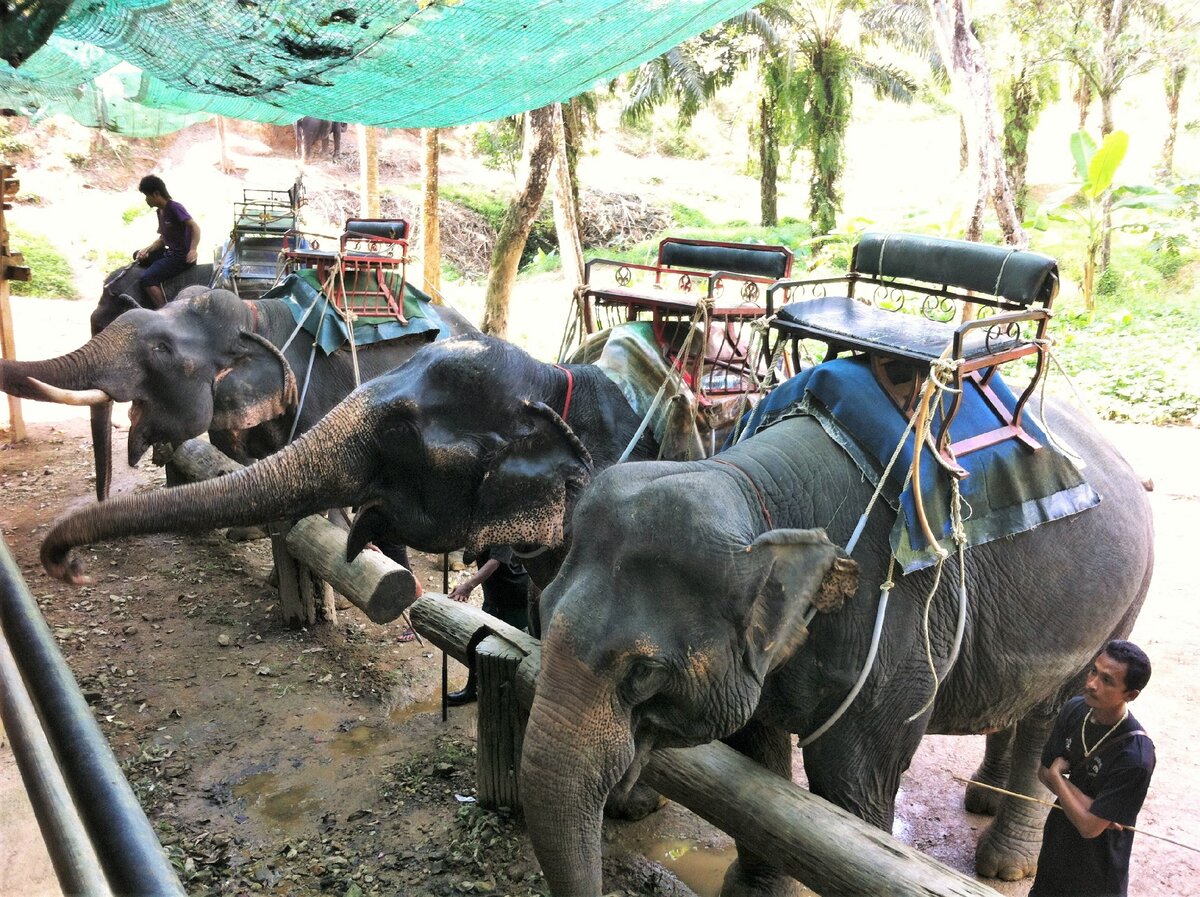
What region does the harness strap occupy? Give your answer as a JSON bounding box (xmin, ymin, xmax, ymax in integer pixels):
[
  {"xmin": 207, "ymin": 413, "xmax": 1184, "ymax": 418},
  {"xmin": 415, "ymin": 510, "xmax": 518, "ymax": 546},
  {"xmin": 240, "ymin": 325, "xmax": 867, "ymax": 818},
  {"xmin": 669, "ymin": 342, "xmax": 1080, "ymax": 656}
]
[
  {"xmin": 553, "ymin": 364, "xmax": 574, "ymax": 420},
  {"xmin": 249, "ymin": 300, "xmax": 260, "ymax": 334},
  {"xmin": 711, "ymin": 458, "xmax": 773, "ymax": 530}
]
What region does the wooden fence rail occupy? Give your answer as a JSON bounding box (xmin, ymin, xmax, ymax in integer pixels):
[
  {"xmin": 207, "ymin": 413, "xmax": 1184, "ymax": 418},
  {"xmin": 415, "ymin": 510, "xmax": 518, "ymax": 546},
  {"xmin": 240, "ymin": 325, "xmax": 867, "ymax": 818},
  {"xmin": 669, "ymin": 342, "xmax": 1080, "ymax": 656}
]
[{"xmin": 171, "ymin": 436, "xmax": 997, "ymax": 897}]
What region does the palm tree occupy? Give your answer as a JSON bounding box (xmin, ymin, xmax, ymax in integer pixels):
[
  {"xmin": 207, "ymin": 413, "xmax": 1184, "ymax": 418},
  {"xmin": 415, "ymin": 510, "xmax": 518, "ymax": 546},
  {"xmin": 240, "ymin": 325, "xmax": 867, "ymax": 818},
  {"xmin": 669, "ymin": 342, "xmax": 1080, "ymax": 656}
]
[{"xmin": 784, "ymin": 0, "xmax": 921, "ymax": 235}]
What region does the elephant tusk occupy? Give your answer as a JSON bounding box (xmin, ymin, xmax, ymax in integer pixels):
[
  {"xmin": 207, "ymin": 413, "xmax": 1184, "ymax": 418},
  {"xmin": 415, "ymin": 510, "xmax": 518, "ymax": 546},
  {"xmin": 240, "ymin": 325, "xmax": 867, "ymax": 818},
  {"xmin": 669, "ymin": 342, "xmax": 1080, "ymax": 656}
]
[{"xmin": 26, "ymin": 378, "xmax": 112, "ymax": 406}]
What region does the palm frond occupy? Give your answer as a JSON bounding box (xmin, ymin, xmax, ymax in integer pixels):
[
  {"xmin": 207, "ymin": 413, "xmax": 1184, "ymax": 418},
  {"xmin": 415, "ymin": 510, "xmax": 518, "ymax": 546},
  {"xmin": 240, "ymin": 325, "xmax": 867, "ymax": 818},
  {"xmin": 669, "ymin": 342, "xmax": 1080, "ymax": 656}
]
[{"xmin": 849, "ymin": 57, "xmax": 920, "ymax": 103}]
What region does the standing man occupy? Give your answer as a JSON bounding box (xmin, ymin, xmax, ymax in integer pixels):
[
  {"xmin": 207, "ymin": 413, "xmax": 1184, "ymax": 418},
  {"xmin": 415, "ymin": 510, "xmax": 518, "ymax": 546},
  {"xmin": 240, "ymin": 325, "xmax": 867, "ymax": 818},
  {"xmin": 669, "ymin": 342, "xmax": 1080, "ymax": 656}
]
[
  {"xmin": 446, "ymin": 546, "xmax": 531, "ymax": 706},
  {"xmin": 1030, "ymin": 640, "xmax": 1155, "ymax": 897},
  {"xmin": 133, "ymin": 175, "xmax": 200, "ymax": 309}
]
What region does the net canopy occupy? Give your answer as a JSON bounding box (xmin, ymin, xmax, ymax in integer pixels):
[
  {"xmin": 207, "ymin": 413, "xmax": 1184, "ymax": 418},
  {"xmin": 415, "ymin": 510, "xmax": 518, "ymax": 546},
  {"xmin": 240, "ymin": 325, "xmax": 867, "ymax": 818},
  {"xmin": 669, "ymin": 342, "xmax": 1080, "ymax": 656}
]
[{"xmin": 1, "ymin": 0, "xmax": 758, "ymax": 137}]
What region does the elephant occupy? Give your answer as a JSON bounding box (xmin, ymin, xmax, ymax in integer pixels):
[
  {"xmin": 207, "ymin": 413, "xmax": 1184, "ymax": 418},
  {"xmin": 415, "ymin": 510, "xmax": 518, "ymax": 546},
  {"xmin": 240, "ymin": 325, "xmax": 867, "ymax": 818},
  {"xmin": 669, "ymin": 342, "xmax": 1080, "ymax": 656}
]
[
  {"xmin": 294, "ymin": 117, "xmax": 347, "ymax": 163},
  {"xmin": 520, "ymin": 400, "xmax": 1154, "ymax": 897},
  {"xmin": 81, "ymin": 262, "xmax": 218, "ymax": 500},
  {"xmin": 37, "ymin": 334, "xmax": 660, "ymax": 592},
  {"xmin": 0, "ymin": 288, "xmax": 480, "ymax": 556}
]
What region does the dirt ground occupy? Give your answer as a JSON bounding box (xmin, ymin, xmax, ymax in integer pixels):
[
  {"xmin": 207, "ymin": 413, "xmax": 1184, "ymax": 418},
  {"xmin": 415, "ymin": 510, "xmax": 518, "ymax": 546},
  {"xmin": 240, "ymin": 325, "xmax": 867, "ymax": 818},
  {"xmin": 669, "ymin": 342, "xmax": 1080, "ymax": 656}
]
[{"xmin": 1, "ymin": 292, "xmax": 1199, "ymax": 897}]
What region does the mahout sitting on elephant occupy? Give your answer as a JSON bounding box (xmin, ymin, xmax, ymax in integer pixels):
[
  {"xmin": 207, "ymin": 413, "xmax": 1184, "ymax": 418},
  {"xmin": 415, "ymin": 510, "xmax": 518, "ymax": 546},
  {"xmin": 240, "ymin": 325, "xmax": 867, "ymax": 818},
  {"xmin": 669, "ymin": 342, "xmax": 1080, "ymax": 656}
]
[
  {"xmin": 519, "ymin": 400, "xmax": 1153, "ymax": 897},
  {"xmin": 37, "ymin": 334, "xmax": 659, "ymax": 593},
  {"xmin": 0, "ymin": 286, "xmax": 480, "ymax": 564}
]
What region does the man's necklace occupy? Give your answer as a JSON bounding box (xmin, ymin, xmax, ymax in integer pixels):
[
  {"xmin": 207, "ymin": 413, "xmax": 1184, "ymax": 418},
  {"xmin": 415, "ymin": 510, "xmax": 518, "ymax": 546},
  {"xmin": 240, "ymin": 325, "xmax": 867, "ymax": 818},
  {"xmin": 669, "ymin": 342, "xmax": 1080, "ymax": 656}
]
[{"xmin": 1081, "ymin": 708, "xmax": 1128, "ymax": 757}]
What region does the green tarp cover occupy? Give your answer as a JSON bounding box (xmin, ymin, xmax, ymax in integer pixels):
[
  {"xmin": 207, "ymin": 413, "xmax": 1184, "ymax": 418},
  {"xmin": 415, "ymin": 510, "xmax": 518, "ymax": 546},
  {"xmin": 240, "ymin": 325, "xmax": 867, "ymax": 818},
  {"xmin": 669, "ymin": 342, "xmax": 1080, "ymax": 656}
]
[{"xmin": 2, "ymin": 1, "xmax": 758, "ymax": 136}]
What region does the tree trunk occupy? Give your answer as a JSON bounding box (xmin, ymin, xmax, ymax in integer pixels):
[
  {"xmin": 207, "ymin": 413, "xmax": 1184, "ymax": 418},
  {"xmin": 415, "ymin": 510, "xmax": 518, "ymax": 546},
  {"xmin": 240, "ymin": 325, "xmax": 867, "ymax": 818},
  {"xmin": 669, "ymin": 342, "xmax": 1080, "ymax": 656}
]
[
  {"xmin": 421, "ymin": 128, "xmax": 442, "ymax": 301},
  {"xmin": 358, "ymin": 126, "xmax": 380, "ymax": 218},
  {"xmin": 759, "ymin": 95, "xmax": 778, "ymax": 227},
  {"xmin": 549, "ymin": 105, "xmax": 585, "ymax": 288},
  {"xmin": 926, "ymin": 0, "xmax": 1027, "ymax": 247},
  {"xmin": 216, "ymin": 117, "xmax": 234, "ymax": 174},
  {"xmin": 482, "ymin": 105, "xmax": 556, "ymax": 338},
  {"xmin": 563, "ymin": 97, "xmax": 585, "ymax": 212},
  {"xmin": 1160, "ymin": 64, "xmax": 1185, "ymax": 175},
  {"xmin": 1074, "ymin": 74, "xmax": 1092, "ymax": 131}
]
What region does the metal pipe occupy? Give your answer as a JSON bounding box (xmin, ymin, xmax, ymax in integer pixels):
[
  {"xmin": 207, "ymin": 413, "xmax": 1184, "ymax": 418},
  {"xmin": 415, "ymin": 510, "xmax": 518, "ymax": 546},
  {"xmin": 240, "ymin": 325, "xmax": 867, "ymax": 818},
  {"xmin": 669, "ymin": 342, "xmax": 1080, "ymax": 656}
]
[
  {"xmin": 0, "ymin": 536, "xmax": 186, "ymax": 897},
  {"xmin": 0, "ymin": 636, "xmax": 113, "ymax": 897}
]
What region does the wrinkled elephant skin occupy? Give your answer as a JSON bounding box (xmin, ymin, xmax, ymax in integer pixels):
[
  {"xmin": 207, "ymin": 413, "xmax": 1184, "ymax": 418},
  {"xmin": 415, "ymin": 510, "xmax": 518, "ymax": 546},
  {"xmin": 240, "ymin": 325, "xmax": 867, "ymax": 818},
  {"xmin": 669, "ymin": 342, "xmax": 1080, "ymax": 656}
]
[
  {"xmin": 38, "ymin": 335, "xmax": 659, "ymax": 589},
  {"xmin": 522, "ymin": 405, "xmax": 1154, "ymax": 896},
  {"xmin": 0, "ymin": 287, "xmax": 479, "ymax": 499}
]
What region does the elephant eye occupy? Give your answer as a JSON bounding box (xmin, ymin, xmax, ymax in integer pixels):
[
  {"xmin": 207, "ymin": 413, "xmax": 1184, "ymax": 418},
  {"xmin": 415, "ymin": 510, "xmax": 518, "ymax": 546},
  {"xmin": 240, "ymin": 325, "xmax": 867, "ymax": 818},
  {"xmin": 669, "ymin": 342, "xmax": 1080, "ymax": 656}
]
[
  {"xmin": 151, "ymin": 341, "xmax": 170, "ymax": 354},
  {"xmin": 621, "ymin": 659, "xmax": 668, "ymax": 704}
]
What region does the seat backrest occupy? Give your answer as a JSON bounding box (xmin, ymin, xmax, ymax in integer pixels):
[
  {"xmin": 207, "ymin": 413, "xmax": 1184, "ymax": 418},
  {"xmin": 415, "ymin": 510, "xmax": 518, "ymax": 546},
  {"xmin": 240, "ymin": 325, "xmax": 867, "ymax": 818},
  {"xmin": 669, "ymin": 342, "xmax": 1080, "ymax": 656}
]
[
  {"xmin": 343, "ymin": 218, "xmax": 409, "ymax": 242},
  {"xmin": 851, "ymin": 232, "xmax": 1058, "ymax": 307},
  {"xmin": 659, "ymin": 238, "xmax": 793, "ymax": 280}
]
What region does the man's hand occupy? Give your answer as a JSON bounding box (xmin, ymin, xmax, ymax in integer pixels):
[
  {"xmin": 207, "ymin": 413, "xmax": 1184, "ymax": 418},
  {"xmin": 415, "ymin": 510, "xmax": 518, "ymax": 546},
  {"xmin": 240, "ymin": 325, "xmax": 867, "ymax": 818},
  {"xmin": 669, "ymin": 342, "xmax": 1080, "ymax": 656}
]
[
  {"xmin": 186, "ymin": 247, "xmax": 198, "ymax": 264},
  {"xmin": 449, "ymin": 580, "xmax": 478, "ymax": 603}
]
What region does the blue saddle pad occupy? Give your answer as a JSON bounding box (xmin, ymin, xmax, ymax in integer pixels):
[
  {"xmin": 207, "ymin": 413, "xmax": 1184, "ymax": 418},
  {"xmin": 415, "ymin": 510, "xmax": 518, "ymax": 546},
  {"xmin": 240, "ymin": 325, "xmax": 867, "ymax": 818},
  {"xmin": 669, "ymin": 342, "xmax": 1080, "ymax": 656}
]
[
  {"xmin": 732, "ymin": 357, "xmax": 1100, "ymax": 572},
  {"xmin": 262, "ymin": 273, "xmax": 447, "ymax": 355}
]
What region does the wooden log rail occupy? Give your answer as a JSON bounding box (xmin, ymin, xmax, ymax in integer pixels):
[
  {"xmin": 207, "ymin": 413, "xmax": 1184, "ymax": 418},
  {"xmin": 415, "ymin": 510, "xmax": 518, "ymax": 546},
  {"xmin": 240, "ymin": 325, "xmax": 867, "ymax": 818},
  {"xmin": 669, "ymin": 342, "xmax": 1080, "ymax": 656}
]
[{"xmin": 169, "ymin": 437, "xmax": 995, "ymax": 897}]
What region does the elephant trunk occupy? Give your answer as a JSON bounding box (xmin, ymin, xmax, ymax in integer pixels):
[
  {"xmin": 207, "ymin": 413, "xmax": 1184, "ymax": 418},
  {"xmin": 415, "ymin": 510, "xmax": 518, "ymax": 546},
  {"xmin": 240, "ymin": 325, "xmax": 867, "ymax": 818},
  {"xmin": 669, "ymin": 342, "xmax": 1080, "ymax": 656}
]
[
  {"xmin": 42, "ymin": 393, "xmax": 380, "ymax": 584},
  {"xmin": 91, "ymin": 402, "xmax": 115, "ymax": 502},
  {"xmin": 0, "ymin": 328, "xmax": 128, "ymax": 402},
  {"xmin": 520, "ymin": 631, "xmax": 634, "ymax": 896}
]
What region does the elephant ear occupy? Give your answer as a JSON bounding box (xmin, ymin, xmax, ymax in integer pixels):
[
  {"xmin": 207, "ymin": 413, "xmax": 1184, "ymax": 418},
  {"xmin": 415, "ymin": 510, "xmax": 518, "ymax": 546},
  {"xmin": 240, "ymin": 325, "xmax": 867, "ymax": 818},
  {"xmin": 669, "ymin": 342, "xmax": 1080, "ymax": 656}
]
[
  {"xmin": 739, "ymin": 528, "xmax": 859, "ymax": 683},
  {"xmin": 465, "ymin": 401, "xmax": 592, "ymax": 553},
  {"xmin": 210, "ymin": 331, "xmax": 298, "ymax": 432}
]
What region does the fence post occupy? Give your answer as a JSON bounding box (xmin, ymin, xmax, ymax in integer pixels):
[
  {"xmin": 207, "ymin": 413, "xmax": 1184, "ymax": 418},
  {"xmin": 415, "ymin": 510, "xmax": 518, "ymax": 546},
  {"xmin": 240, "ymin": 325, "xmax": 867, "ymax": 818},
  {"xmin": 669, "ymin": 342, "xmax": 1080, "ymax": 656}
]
[{"xmin": 475, "ymin": 634, "xmax": 526, "ymax": 810}]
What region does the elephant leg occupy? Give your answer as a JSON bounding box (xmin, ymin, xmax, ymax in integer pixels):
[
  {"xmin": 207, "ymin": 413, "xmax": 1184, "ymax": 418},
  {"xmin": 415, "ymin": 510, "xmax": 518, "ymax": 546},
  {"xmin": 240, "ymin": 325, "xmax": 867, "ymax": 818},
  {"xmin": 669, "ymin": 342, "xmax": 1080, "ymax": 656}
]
[
  {"xmin": 720, "ymin": 721, "xmax": 801, "ymax": 897},
  {"xmin": 975, "ymin": 709, "xmax": 1055, "ymax": 882},
  {"xmin": 802, "ymin": 719, "xmax": 922, "ymax": 832},
  {"xmin": 965, "ymin": 726, "xmax": 1015, "ymax": 815}
]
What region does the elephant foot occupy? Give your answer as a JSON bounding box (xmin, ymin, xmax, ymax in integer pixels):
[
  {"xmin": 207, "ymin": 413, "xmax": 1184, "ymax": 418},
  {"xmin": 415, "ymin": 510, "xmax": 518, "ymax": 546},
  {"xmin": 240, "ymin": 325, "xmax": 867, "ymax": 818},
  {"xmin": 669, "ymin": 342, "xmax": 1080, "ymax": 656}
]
[
  {"xmin": 604, "ymin": 782, "xmax": 667, "ymax": 821},
  {"xmin": 964, "ymin": 778, "xmax": 1004, "ymax": 815},
  {"xmin": 720, "ymin": 858, "xmax": 801, "ymax": 897},
  {"xmin": 975, "ymin": 818, "xmax": 1040, "ymax": 882},
  {"xmin": 226, "ymin": 524, "xmax": 269, "ymax": 543}
]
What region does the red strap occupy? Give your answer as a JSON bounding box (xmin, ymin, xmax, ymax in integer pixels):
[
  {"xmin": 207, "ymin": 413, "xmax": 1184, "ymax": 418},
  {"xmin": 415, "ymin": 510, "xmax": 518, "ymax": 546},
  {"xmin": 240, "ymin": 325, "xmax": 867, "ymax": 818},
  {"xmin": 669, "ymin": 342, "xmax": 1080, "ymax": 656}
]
[
  {"xmin": 711, "ymin": 457, "xmax": 774, "ymax": 530},
  {"xmin": 249, "ymin": 301, "xmax": 260, "ymax": 333},
  {"xmin": 553, "ymin": 364, "xmax": 574, "ymax": 420}
]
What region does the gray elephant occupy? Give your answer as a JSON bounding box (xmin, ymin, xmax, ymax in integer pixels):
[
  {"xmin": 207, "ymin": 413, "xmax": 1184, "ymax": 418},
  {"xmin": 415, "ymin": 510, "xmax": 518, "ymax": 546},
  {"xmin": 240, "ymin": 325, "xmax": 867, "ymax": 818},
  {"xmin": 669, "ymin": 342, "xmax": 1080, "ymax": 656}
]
[
  {"xmin": 294, "ymin": 117, "xmax": 347, "ymax": 163},
  {"xmin": 37, "ymin": 334, "xmax": 659, "ymax": 591},
  {"xmin": 0, "ymin": 288, "xmax": 479, "ymax": 557},
  {"xmin": 520, "ymin": 402, "xmax": 1153, "ymax": 896}
]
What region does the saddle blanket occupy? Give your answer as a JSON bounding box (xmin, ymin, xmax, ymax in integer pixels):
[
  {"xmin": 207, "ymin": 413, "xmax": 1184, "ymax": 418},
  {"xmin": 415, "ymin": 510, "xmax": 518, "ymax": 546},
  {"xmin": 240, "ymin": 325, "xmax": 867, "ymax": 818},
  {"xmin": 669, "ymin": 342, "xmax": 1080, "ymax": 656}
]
[
  {"xmin": 732, "ymin": 357, "xmax": 1100, "ymax": 572},
  {"xmin": 263, "ymin": 271, "xmax": 446, "ymax": 355}
]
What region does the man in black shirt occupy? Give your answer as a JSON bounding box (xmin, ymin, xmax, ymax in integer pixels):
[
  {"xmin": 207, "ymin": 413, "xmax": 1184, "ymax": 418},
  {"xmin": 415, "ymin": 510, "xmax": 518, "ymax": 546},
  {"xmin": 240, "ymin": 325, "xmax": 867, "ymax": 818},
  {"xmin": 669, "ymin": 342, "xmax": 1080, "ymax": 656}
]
[
  {"xmin": 1030, "ymin": 640, "xmax": 1155, "ymax": 897},
  {"xmin": 445, "ymin": 546, "xmax": 531, "ymax": 706}
]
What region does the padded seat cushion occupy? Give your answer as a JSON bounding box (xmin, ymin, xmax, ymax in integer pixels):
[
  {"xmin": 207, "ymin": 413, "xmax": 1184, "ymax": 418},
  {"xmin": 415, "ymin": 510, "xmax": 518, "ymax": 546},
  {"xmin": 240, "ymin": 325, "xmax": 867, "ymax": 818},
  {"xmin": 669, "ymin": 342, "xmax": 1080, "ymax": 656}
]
[
  {"xmin": 661, "ymin": 240, "xmax": 791, "ymax": 279},
  {"xmin": 235, "ymin": 213, "xmax": 295, "ymax": 233},
  {"xmin": 854, "ymin": 233, "xmax": 1057, "ymax": 304},
  {"xmin": 589, "ymin": 285, "xmax": 764, "ymax": 318},
  {"xmin": 776, "ymin": 296, "xmax": 1025, "ymax": 363},
  {"xmin": 344, "ymin": 219, "xmax": 408, "ymax": 241}
]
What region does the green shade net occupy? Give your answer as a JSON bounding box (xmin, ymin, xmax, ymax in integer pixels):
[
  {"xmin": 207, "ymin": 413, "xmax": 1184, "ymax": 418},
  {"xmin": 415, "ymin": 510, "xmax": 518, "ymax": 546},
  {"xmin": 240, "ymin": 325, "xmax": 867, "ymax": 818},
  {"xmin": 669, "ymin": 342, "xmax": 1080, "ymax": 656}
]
[{"xmin": 0, "ymin": 0, "xmax": 758, "ymax": 137}]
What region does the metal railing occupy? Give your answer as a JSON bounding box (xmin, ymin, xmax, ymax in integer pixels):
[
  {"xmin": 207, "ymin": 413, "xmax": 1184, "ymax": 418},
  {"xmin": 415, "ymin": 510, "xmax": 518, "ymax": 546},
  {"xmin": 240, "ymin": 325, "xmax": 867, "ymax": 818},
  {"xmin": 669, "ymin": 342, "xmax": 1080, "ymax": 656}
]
[{"xmin": 0, "ymin": 535, "xmax": 185, "ymax": 897}]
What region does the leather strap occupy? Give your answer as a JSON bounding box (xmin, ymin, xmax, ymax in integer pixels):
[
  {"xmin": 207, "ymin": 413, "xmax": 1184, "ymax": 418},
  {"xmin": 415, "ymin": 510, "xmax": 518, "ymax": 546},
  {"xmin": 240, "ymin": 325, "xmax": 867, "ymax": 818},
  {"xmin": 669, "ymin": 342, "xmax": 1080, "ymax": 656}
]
[
  {"xmin": 711, "ymin": 457, "xmax": 774, "ymax": 530},
  {"xmin": 553, "ymin": 363, "xmax": 574, "ymax": 420}
]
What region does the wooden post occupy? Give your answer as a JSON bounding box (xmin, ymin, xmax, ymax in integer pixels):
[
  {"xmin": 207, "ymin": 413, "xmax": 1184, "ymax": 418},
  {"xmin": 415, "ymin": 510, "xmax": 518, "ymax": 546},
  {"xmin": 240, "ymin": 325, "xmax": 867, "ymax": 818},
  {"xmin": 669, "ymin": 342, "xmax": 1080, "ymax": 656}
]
[
  {"xmin": 420, "ymin": 128, "xmax": 442, "ymax": 301},
  {"xmin": 474, "ymin": 634, "xmax": 526, "ymax": 810},
  {"xmin": 1, "ymin": 164, "xmax": 32, "ymax": 443},
  {"xmin": 358, "ymin": 125, "xmax": 380, "ymax": 218},
  {"xmin": 550, "ymin": 104, "xmax": 585, "ymax": 289}
]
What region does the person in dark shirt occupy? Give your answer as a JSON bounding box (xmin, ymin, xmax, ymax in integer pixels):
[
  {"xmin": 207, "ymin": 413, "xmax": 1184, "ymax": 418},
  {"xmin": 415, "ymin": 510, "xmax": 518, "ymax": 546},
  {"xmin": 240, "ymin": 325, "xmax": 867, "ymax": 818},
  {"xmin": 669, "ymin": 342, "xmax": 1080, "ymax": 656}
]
[
  {"xmin": 133, "ymin": 174, "xmax": 200, "ymax": 309},
  {"xmin": 446, "ymin": 545, "xmax": 531, "ymax": 706},
  {"xmin": 1030, "ymin": 639, "xmax": 1155, "ymax": 897}
]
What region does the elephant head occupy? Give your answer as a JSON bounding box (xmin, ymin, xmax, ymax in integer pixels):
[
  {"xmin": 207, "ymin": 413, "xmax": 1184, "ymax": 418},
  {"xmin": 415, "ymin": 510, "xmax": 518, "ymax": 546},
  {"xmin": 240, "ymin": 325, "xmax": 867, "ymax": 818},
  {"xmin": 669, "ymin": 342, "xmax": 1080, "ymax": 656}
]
[
  {"xmin": 39, "ymin": 336, "xmax": 635, "ymax": 586},
  {"xmin": 0, "ymin": 288, "xmax": 295, "ymax": 497},
  {"xmin": 520, "ymin": 461, "xmax": 857, "ymax": 896}
]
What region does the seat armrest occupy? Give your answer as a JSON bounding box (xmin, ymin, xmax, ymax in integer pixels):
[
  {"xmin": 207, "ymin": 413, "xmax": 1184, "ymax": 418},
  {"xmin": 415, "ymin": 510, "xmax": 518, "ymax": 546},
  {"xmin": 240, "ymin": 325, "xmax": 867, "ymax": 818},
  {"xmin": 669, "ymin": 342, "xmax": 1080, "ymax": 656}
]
[
  {"xmin": 766, "ymin": 275, "xmax": 855, "ymax": 316},
  {"xmin": 950, "ymin": 308, "xmax": 1052, "ymax": 358}
]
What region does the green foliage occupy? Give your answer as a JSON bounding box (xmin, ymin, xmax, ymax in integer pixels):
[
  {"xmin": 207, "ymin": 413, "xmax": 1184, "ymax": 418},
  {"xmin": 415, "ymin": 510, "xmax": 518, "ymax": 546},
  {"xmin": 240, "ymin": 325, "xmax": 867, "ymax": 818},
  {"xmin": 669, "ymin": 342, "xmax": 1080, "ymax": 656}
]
[
  {"xmin": 1040, "ymin": 238, "xmax": 1200, "ymax": 425},
  {"xmin": 0, "ymin": 120, "xmax": 35, "ymax": 162},
  {"xmin": 670, "ymin": 203, "xmax": 714, "ymax": 229},
  {"xmin": 8, "ymin": 227, "xmax": 79, "ymax": 299},
  {"xmin": 470, "ymin": 117, "xmax": 522, "ymax": 174},
  {"xmin": 439, "ymin": 185, "xmax": 556, "ymax": 269},
  {"xmin": 1037, "ymin": 130, "xmax": 1179, "ymax": 313},
  {"xmin": 122, "ymin": 205, "xmax": 150, "ymax": 225}
]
